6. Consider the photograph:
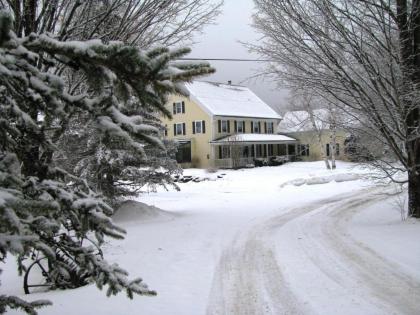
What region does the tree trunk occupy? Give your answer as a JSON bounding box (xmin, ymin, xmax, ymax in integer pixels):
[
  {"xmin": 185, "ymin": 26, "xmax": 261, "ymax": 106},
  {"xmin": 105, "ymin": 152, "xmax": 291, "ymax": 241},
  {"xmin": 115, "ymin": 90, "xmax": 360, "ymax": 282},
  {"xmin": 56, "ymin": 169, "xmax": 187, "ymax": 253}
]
[
  {"xmin": 306, "ymin": 99, "xmax": 331, "ymax": 169},
  {"xmin": 396, "ymin": 0, "xmax": 420, "ymax": 217},
  {"xmin": 330, "ymin": 128, "xmax": 337, "ymax": 170},
  {"xmin": 408, "ymin": 169, "xmax": 420, "ymax": 218},
  {"xmin": 407, "ymin": 135, "xmax": 420, "ymax": 217}
]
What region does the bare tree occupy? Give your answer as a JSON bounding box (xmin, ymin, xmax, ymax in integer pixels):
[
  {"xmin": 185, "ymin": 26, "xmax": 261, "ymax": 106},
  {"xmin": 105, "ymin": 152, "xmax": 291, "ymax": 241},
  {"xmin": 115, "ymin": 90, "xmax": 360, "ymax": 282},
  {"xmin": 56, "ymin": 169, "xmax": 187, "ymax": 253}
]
[
  {"xmin": 0, "ymin": 0, "xmax": 222, "ymax": 204},
  {"xmin": 290, "ymin": 90, "xmax": 332, "ymax": 169},
  {"xmin": 250, "ymin": 0, "xmax": 420, "ymax": 217},
  {"xmin": 328, "ymin": 104, "xmax": 338, "ymax": 169},
  {"xmin": 0, "ymin": 0, "xmax": 222, "ymax": 47}
]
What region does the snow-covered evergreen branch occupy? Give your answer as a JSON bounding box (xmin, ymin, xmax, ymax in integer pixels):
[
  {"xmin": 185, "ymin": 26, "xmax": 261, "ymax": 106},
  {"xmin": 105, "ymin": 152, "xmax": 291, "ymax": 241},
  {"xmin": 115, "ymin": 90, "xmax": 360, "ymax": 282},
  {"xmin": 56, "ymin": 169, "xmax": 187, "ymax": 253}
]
[{"xmin": 0, "ymin": 8, "xmax": 214, "ymax": 314}]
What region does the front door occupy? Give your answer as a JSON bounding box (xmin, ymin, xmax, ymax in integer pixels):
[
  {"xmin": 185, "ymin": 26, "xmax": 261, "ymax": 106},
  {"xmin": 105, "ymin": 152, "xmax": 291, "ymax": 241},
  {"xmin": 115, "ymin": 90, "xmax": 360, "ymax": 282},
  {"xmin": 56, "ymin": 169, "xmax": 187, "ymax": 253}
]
[{"xmin": 176, "ymin": 141, "xmax": 192, "ymax": 163}]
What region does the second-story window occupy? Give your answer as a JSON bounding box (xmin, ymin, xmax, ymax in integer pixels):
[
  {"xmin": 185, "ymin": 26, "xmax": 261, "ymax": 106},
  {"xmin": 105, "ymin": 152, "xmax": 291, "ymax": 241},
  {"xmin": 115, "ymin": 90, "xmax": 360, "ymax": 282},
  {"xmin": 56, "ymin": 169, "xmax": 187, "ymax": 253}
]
[
  {"xmin": 173, "ymin": 101, "xmax": 185, "ymax": 114},
  {"xmin": 218, "ymin": 119, "xmax": 230, "ymax": 133},
  {"xmin": 266, "ymin": 122, "xmax": 274, "ymax": 134},
  {"xmin": 251, "ymin": 121, "xmax": 261, "ymax": 133},
  {"xmin": 235, "ymin": 120, "xmax": 245, "ymax": 133},
  {"xmin": 192, "ymin": 120, "xmax": 206, "ymax": 134}
]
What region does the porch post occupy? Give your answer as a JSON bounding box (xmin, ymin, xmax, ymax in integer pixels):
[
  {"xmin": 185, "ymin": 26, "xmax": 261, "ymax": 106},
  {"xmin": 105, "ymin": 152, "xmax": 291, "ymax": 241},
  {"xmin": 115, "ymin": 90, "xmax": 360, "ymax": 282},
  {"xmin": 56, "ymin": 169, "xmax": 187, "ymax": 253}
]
[
  {"xmin": 229, "ymin": 145, "xmax": 232, "ymax": 168},
  {"xmin": 209, "ymin": 144, "xmax": 217, "ymax": 167},
  {"xmin": 286, "ymin": 143, "xmax": 289, "ymax": 156}
]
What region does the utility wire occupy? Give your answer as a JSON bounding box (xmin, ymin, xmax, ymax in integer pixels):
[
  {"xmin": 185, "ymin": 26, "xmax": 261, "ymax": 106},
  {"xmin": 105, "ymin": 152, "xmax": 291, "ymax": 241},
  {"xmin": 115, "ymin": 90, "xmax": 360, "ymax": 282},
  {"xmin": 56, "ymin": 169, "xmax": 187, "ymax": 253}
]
[{"xmin": 177, "ymin": 57, "xmax": 274, "ymax": 62}]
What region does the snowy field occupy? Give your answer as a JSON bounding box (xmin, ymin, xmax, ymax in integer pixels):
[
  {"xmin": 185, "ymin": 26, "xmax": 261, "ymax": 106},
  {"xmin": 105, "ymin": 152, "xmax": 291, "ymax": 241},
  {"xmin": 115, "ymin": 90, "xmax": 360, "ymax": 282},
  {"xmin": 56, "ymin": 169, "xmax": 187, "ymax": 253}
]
[{"xmin": 2, "ymin": 161, "xmax": 420, "ymax": 314}]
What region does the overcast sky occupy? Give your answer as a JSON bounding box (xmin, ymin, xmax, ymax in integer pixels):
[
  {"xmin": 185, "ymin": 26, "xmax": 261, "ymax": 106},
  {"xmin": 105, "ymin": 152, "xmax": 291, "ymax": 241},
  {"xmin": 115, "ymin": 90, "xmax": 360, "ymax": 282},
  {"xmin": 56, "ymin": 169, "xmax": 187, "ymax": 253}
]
[{"xmin": 189, "ymin": 0, "xmax": 289, "ymax": 112}]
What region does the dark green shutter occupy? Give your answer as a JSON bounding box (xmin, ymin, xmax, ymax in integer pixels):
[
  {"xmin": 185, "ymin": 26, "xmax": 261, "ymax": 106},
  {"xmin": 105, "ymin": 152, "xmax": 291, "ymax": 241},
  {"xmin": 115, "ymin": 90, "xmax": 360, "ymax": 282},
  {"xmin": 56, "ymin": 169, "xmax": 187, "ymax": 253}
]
[
  {"xmin": 218, "ymin": 120, "xmax": 221, "ymax": 133},
  {"xmin": 173, "ymin": 103, "xmax": 176, "ymax": 114},
  {"xmin": 173, "ymin": 124, "xmax": 176, "ymax": 135},
  {"xmin": 264, "ymin": 122, "xmax": 267, "ymax": 133},
  {"xmin": 192, "ymin": 121, "xmax": 195, "ymax": 134},
  {"xmin": 234, "ymin": 120, "xmax": 237, "ymax": 132},
  {"xmin": 251, "ymin": 121, "xmax": 254, "ymax": 133},
  {"xmin": 227, "ymin": 120, "xmax": 230, "ymax": 133},
  {"xmin": 202, "ymin": 120, "xmax": 206, "ymax": 133},
  {"xmin": 182, "ymin": 123, "xmax": 186, "ymax": 135},
  {"xmin": 182, "ymin": 101, "xmax": 185, "ymax": 113},
  {"xmin": 258, "ymin": 122, "xmax": 261, "ymax": 133}
]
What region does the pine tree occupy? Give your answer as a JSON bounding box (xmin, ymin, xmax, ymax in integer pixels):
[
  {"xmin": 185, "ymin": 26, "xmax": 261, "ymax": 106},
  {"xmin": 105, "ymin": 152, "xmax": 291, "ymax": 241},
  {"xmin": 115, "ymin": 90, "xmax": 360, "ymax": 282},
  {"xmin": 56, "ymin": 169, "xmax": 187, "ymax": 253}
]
[
  {"xmin": 0, "ymin": 10, "xmax": 214, "ymax": 314},
  {"xmin": 57, "ymin": 107, "xmax": 182, "ymax": 207}
]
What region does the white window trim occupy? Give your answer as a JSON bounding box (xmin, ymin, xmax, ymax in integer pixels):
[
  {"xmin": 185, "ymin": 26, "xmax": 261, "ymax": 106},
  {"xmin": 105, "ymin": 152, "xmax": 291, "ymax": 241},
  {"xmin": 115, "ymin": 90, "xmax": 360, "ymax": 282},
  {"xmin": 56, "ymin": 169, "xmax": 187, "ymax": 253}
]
[
  {"xmin": 221, "ymin": 120, "xmax": 228, "ymax": 133},
  {"xmin": 266, "ymin": 122, "xmax": 274, "ymax": 134},
  {"xmin": 174, "ymin": 101, "xmax": 183, "ymax": 114},
  {"xmin": 194, "ymin": 120, "xmax": 204, "ymax": 134},
  {"xmin": 236, "ymin": 120, "xmax": 244, "ymax": 133},
  {"xmin": 253, "ymin": 121, "xmax": 260, "ymax": 133},
  {"xmin": 175, "ymin": 122, "xmax": 184, "ymax": 136}
]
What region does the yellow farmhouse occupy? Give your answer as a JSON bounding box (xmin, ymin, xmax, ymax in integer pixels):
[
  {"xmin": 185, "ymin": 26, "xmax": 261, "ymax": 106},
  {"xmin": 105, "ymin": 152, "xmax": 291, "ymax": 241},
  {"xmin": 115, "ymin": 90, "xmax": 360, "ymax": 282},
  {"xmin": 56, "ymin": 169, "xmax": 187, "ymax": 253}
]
[{"xmin": 161, "ymin": 81, "xmax": 297, "ymax": 168}]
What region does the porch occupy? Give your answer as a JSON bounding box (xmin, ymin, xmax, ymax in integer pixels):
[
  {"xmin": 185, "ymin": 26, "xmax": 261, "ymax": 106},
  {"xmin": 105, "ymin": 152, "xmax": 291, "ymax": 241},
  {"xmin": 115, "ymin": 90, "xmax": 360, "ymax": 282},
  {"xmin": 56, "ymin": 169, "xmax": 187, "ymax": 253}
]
[{"xmin": 210, "ymin": 134, "xmax": 298, "ymax": 169}]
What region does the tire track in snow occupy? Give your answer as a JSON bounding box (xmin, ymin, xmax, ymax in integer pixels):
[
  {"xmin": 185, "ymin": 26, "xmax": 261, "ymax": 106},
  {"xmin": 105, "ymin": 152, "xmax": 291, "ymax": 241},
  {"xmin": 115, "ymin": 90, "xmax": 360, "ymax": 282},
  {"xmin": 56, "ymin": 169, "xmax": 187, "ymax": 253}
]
[
  {"xmin": 274, "ymin": 187, "xmax": 420, "ymax": 314},
  {"xmin": 206, "ymin": 195, "xmax": 348, "ymax": 315},
  {"xmin": 206, "ymin": 187, "xmax": 420, "ymax": 315},
  {"xmin": 317, "ymin": 192, "xmax": 420, "ymax": 314}
]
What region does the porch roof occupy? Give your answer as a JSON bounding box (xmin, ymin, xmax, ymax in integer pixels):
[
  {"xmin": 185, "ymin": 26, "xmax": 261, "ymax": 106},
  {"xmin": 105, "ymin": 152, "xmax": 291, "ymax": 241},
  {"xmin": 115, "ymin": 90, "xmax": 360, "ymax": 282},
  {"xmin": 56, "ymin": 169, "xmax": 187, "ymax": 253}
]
[{"xmin": 211, "ymin": 133, "xmax": 296, "ymax": 144}]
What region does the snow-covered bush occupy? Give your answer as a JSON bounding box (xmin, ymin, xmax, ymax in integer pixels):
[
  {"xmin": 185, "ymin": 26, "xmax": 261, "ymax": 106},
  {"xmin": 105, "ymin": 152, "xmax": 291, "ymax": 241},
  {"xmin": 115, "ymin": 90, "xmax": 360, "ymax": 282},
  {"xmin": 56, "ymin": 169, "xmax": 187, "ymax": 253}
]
[{"xmin": 0, "ymin": 10, "xmax": 213, "ymax": 314}]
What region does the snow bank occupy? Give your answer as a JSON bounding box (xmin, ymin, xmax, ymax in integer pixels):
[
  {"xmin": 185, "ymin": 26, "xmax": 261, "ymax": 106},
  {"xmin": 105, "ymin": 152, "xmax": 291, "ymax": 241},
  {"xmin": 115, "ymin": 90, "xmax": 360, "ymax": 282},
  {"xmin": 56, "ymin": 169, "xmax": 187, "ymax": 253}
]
[
  {"xmin": 113, "ymin": 200, "xmax": 174, "ymax": 223},
  {"xmin": 349, "ymin": 194, "xmax": 420, "ymax": 280},
  {"xmin": 280, "ymin": 173, "xmax": 363, "ymax": 187}
]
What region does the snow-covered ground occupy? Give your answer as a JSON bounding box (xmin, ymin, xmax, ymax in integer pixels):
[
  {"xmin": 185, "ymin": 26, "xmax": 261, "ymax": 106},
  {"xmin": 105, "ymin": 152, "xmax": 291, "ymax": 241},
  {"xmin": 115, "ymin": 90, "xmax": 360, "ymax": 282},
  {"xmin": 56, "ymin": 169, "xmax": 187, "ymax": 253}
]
[{"xmin": 2, "ymin": 161, "xmax": 419, "ymax": 314}]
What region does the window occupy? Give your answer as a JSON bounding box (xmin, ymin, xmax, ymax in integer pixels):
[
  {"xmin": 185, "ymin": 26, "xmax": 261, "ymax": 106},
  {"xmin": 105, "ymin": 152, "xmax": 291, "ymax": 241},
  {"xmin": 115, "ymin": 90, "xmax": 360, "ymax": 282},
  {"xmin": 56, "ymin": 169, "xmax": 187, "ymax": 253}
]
[
  {"xmin": 256, "ymin": 144, "xmax": 264, "ymax": 157},
  {"xmin": 192, "ymin": 120, "xmax": 206, "ymax": 134},
  {"xmin": 218, "ymin": 146, "xmax": 231, "ymax": 159},
  {"xmin": 174, "ymin": 123, "xmax": 186, "ymax": 136},
  {"xmin": 235, "ymin": 120, "xmax": 245, "ymax": 133},
  {"xmin": 173, "ymin": 101, "xmax": 185, "ymax": 114},
  {"xmin": 268, "ymin": 144, "xmax": 274, "ymax": 156},
  {"xmin": 326, "ymin": 143, "xmax": 339, "ymax": 156},
  {"xmin": 299, "ymin": 144, "xmax": 310, "ymax": 156},
  {"xmin": 288, "ymin": 144, "xmax": 296, "ymax": 155},
  {"xmin": 218, "ymin": 119, "xmax": 230, "ymax": 133},
  {"xmin": 266, "ymin": 122, "xmax": 274, "ymax": 134},
  {"xmin": 278, "ymin": 144, "xmax": 287, "ymax": 155},
  {"xmin": 251, "ymin": 121, "xmax": 260, "ymax": 133}
]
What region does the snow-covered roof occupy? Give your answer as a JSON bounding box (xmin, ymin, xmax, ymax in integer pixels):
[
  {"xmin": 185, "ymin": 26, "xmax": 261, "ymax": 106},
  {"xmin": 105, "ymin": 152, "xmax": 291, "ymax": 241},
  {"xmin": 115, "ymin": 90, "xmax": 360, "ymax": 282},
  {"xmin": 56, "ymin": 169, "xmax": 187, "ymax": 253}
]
[
  {"xmin": 211, "ymin": 133, "xmax": 296, "ymax": 143},
  {"xmin": 278, "ymin": 109, "xmax": 331, "ymax": 133},
  {"xmin": 185, "ymin": 81, "xmax": 281, "ymax": 119}
]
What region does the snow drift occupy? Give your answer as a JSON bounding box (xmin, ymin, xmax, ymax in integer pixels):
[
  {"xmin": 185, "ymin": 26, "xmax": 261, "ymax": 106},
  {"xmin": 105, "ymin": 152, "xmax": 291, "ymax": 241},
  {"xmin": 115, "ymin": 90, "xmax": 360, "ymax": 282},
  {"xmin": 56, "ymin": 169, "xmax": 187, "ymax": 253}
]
[
  {"xmin": 280, "ymin": 173, "xmax": 363, "ymax": 187},
  {"xmin": 113, "ymin": 200, "xmax": 174, "ymax": 223}
]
